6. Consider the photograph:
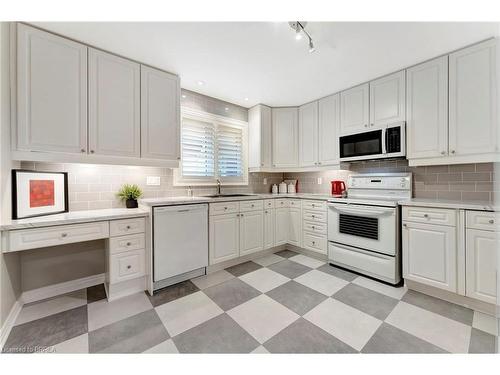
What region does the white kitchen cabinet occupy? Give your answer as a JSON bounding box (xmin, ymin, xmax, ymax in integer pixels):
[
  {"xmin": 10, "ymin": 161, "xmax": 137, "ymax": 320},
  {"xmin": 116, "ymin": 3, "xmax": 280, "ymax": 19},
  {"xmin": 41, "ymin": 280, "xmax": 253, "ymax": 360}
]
[
  {"xmin": 369, "ymin": 70, "xmax": 405, "ymax": 127},
  {"xmin": 318, "ymin": 94, "xmax": 340, "ymax": 166},
  {"xmin": 402, "ymin": 221, "xmax": 457, "ymax": 293},
  {"xmin": 140, "ymin": 65, "xmax": 180, "ymax": 161},
  {"xmin": 209, "ymin": 213, "xmax": 240, "ymax": 264},
  {"xmin": 407, "ymin": 56, "xmax": 449, "ymax": 159},
  {"xmin": 340, "ymin": 83, "xmax": 369, "ymax": 135},
  {"xmin": 272, "ymin": 107, "xmax": 299, "ymax": 168},
  {"xmin": 239, "ymin": 211, "xmax": 264, "ymax": 256},
  {"xmin": 16, "ymin": 23, "xmax": 88, "ymax": 154},
  {"xmin": 263, "ymin": 208, "xmax": 275, "ymax": 249},
  {"xmin": 248, "ymin": 105, "xmax": 272, "ymax": 169},
  {"xmin": 274, "ymin": 207, "xmax": 289, "ymax": 246},
  {"xmin": 288, "ymin": 207, "xmax": 302, "ymax": 247},
  {"xmin": 89, "ymin": 48, "xmax": 141, "ymax": 157},
  {"xmin": 449, "ymin": 39, "xmax": 497, "ymax": 157},
  {"xmin": 466, "ymin": 228, "xmax": 497, "ymax": 304},
  {"xmin": 299, "ymin": 101, "xmax": 319, "ymax": 167}
]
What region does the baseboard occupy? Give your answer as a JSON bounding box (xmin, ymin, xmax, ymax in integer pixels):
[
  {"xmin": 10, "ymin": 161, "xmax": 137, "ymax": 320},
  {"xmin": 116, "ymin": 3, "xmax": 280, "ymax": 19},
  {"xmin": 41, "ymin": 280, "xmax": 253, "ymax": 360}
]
[
  {"xmin": 21, "ymin": 273, "xmax": 106, "ymax": 305},
  {"xmin": 0, "ymin": 300, "xmax": 22, "ymax": 351},
  {"xmin": 206, "ymin": 245, "xmax": 287, "ymax": 273}
]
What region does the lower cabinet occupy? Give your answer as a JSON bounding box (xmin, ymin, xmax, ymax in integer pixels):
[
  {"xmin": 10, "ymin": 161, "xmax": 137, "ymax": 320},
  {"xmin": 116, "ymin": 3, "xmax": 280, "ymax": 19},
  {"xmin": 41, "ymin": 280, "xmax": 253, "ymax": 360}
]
[
  {"xmin": 288, "ymin": 207, "xmax": 302, "ymax": 247},
  {"xmin": 264, "ymin": 209, "xmax": 275, "ymax": 249},
  {"xmin": 275, "ymin": 207, "xmax": 289, "ymax": 246},
  {"xmin": 209, "ymin": 213, "xmax": 240, "ymax": 264},
  {"xmin": 239, "ymin": 211, "xmax": 264, "ymax": 256}
]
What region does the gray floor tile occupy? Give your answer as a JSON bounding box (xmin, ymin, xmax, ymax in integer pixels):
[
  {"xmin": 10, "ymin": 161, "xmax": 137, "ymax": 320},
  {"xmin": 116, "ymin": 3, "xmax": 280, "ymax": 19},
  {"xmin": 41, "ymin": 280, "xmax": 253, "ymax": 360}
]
[
  {"xmin": 3, "ymin": 306, "xmax": 87, "ymax": 353},
  {"xmin": 333, "ymin": 283, "xmax": 399, "ymax": 320},
  {"xmin": 268, "ymin": 259, "xmax": 311, "ymax": 279},
  {"xmin": 173, "ymin": 314, "xmax": 259, "ymax": 353},
  {"xmin": 266, "ymin": 281, "xmax": 327, "ymax": 315},
  {"xmin": 362, "ymin": 323, "xmax": 447, "ymax": 353},
  {"xmin": 87, "ymin": 284, "xmax": 107, "ymax": 304},
  {"xmin": 317, "ymin": 264, "xmax": 358, "ymax": 282},
  {"xmin": 225, "ymin": 261, "xmax": 262, "ymax": 277},
  {"xmin": 148, "ymin": 280, "xmax": 199, "ymax": 307},
  {"xmin": 401, "ymin": 290, "xmax": 474, "ymax": 325},
  {"xmin": 89, "ymin": 309, "xmax": 168, "ymax": 353},
  {"xmin": 274, "ymin": 249, "xmax": 299, "ymax": 258},
  {"xmin": 264, "ymin": 318, "xmax": 356, "ymax": 353},
  {"xmin": 204, "ymin": 278, "xmax": 261, "ymax": 311},
  {"xmin": 469, "ymin": 328, "xmax": 496, "ymax": 353}
]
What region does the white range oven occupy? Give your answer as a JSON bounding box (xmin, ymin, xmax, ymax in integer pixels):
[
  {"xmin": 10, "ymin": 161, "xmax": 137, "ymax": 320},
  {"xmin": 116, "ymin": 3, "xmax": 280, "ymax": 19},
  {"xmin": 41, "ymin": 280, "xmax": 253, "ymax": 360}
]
[{"xmin": 327, "ymin": 173, "xmax": 412, "ymax": 284}]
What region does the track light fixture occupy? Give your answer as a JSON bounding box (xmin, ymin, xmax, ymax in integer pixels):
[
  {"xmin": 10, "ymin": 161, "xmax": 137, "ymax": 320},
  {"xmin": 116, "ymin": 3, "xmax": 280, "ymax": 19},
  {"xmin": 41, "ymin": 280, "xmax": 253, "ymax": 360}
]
[{"xmin": 289, "ymin": 21, "xmax": 316, "ymax": 53}]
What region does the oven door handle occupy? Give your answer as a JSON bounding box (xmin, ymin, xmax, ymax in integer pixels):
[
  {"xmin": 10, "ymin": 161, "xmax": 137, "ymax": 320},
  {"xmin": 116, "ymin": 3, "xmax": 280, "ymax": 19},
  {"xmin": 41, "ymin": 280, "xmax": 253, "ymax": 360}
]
[{"xmin": 328, "ymin": 204, "xmax": 394, "ymax": 218}]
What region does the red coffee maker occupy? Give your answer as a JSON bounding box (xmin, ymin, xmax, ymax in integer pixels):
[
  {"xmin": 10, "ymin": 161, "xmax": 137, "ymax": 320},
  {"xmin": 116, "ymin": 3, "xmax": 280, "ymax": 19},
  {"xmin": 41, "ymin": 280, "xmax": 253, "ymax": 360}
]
[{"xmin": 331, "ymin": 180, "xmax": 346, "ymax": 197}]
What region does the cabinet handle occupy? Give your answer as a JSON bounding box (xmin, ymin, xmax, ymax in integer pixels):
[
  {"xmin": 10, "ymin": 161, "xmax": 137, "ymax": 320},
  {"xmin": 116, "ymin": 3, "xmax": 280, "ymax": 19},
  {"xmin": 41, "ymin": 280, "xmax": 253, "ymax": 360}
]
[
  {"xmin": 126, "ymin": 242, "xmax": 131, "ymax": 246},
  {"xmin": 370, "ymin": 123, "xmax": 374, "ymax": 127},
  {"xmin": 61, "ymin": 233, "xmax": 68, "ymax": 238},
  {"xmin": 312, "ymin": 215, "xmax": 315, "ymax": 218},
  {"xmin": 489, "ymin": 219, "xmax": 494, "ymax": 224},
  {"xmin": 364, "ymin": 124, "xmax": 368, "ymax": 128},
  {"xmin": 312, "ymin": 241, "xmax": 315, "ymax": 245},
  {"xmin": 126, "ymin": 225, "xmax": 131, "ymax": 230},
  {"xmin": 318, "ymin": 162, "xmax": 322, "ymax": 165},
  {"xmin": 90, "ymin": 150, "xmax": 95, "ymax": 154},
  {"xmin": 251, "ymin": 204, "xmax": 254, "ymax": 207},
  {"xmin": 240, "ymin": 213, "xmax": 244, "ymax": 217},
  {"xmin": 80, "ymin": 148, "xmax": 86, "ymax": 153},
  {"xmin": 451, "ymin": 150, "xmax": 456, "ymax": 154},
  {"xmin": 441, "ymin": 151, "xmax": 446, "ymax": 155},
  {"xmin": 177, "ymin": 157, "xmax": 181, "ymax": 160},
  {"xmin": 403, "ymin": 223, "xmax": 407, "ymax": 228},
  {"xmin": 423, "ymin": 214, "xmax": 429, "ymax": 218},
  {"xmin": 127, "ymin": 265, "xmax": 131, "ymax": 269},
  {"xmin": 224, "ymin": 207, "xmax": 228, "ymax": 210},
  {"xmin": 312, "ymin": 226, "xmax": 315, "ymax": 229},
  {"xmin": 265, "ymin": 210, "xmax": 268, "ymax": 214}
]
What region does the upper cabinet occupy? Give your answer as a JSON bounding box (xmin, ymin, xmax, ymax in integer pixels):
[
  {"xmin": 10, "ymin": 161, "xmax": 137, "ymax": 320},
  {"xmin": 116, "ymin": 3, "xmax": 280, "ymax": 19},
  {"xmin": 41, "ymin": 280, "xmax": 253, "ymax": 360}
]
[
  {"xmin": 299, "ymin": 101, "xmax": 318, "ymax": 167},
  {"xmin": 318, "ymin": 94, "xmax": 340, "ymax": 166},
  {"xmin": 248, "ymin": 105, "xmax": 272, "ymax": 170},
  {"xmin": 339, "ymin": 83, "xmax": 369, "ymax": 135},
  {"xmin": 407, "ymin": 56, "xmax": 449, "ymax": 159},
  {"xmin": 369, "ymin": 70, "xmax": 405, "ymax": 127},
  {"xmin": 16, "ymin": 23, "xmax": 88, "ymax": 154},
  {"xmin": 88, "ymin": 48, "xmax": 141, "ymax": 157},
  {"xmin": 140, "ymin": 66, "xmax": 180, "ymax": 160},
  {"xmin": 272, "ymin": 107, "xmax": 298, "ymax": 168}
]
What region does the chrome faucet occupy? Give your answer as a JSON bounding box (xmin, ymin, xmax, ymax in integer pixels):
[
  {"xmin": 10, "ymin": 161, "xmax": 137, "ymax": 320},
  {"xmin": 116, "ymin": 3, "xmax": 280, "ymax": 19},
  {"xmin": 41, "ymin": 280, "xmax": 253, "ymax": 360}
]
[{"xmin": 216, "ymin": 179, "xmax": 221, "ymax": 195}]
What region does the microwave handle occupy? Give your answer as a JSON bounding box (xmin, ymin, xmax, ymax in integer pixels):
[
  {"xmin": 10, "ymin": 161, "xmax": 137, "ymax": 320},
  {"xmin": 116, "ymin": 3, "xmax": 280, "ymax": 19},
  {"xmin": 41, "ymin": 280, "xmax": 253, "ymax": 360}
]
[{"xmin": 382, "ymin": 127, "xmax": 387, "ymax": 154}]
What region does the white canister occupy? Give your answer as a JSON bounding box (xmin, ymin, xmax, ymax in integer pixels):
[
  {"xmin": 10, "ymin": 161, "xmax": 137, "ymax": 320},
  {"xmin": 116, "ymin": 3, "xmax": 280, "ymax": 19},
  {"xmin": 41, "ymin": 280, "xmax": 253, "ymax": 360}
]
[
  {"xmin": 287, "ymin": 183, "xmax": 296, "ymax": 194},
  {"xmin": 279, "ymin": 182, "xmax": 287, "ymax": 194},
  {"xmin": 271, "ymin": 184, "xmax": 278, "ymax": 194}
]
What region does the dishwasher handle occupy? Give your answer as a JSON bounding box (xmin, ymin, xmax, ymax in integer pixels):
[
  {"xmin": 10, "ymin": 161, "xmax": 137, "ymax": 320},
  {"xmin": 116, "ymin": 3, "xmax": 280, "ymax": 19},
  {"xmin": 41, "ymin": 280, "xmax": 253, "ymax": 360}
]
[{"xmin": 154, "ymin": 204, "xmax": 208, "ymax": 214}]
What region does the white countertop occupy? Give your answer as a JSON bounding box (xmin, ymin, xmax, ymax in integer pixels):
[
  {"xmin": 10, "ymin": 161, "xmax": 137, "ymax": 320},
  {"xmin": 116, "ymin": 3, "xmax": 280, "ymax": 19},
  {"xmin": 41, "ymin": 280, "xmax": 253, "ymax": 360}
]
[
  {"xmin": 398, "ymin": 198, "xmax": 495, "ymax": 212},
  {"xmin": 0, "ymin": 208, "xmax": 149, "ymax": 231}
]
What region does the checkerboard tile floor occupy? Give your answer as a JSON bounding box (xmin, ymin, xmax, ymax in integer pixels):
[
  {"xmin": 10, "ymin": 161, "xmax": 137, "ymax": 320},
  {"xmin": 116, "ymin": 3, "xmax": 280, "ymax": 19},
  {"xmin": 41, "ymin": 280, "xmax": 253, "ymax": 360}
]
[{"xmin": 2, "ymin": 250, "xmax": 497, "ymax": 354}]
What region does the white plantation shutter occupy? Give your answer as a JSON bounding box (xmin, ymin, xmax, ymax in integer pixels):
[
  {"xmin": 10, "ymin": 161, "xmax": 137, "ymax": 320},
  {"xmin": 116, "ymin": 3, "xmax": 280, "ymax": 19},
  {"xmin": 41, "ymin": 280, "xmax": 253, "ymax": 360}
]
[
  {"xmin": 181, "ymin": 118, "xmax": 215, "ymax": 177},
  {"xmin": 217, "ymin": 125, "xmax": 243, "ymax": 177}
]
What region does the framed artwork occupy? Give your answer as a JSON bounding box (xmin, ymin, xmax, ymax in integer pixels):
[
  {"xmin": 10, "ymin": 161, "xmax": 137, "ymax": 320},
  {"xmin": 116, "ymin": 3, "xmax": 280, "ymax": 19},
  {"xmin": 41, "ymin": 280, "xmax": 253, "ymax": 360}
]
[{"xmin": 12, "ymin": 170, "xmax": 69, "ymax": 219}]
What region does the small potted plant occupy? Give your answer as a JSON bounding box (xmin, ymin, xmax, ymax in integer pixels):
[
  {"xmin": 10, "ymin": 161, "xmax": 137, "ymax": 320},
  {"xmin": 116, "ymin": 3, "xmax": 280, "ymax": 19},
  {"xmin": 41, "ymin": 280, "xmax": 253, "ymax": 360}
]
[{"xmin": 117, "ymin": 184, "xmax": 143, "ymax": 208}]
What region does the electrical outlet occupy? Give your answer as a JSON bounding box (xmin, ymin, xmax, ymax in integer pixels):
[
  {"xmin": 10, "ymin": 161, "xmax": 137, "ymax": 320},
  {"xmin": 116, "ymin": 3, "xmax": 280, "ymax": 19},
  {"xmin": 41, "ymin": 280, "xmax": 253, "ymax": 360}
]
[
  {"xmin": 146, "ymin": 176, "xmax": 161, "ymax": 186},
  {"xmin": 317, "ymin": 177, "xmax": 322, "ymax": 185},
  {"xmin": 263, "ymin": 178, "xmax": 267, "ymax": 185}
]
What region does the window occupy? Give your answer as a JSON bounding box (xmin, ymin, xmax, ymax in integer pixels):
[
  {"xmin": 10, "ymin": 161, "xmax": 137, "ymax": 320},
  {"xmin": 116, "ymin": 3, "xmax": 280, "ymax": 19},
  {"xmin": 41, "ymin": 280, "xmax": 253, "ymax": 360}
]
[{"xmin": 174, "ymin": 108, "xmax": 248, "ymax": 186}]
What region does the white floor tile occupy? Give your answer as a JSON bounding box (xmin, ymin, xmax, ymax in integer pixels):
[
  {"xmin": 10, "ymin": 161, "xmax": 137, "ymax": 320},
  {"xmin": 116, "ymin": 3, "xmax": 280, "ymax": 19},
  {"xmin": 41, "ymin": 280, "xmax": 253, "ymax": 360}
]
[
  {"xmin": 16, "ymin": 289, "xmax": 87, "ymax": 326},
  {"xmin": 304, "ymin": 298, "xmax": 382, "ymax": 351},
  {"xmin": 239, "ymin": 268, "xmax": 290, "ymax": 293},
  {"xmin": 144, "ymin": 339, "xmax": 179, "ymax": 353},
  {"xmin": 52, "ymin": 333, "xmax": 89, "ymax": 353},
  {"xmin": 87, "ymin": 292, "xmax": 152, "ymax": 331},
  {"xmin": 295, "ymin": 270, "xmax": 349, "ymax": 296},
  {"xmin": 253, "ymin": 254, "xmax": 285, "ymax": 267},
  {"xmin": 191, "ymin": 270, "xmax": 234, "ymax": 290},
  {"xmin": 289, "ymin": 254, "xmax": 325, "ymax": 269},
  {"xmin": 352, "ymin": 276, "xmax": 407, "ymax": 300},
  {"xmin": 251, "ymin": 345, "xmax": 270, "ymax": 353},
  {"xmin": 228, "ymin": 294, "xmax": 299, "ymax": 344},
  {"xmin": 386, "ymin": 301, "xmax": 471, "ymax": 353},
  {"xmin": 472, "ymin": 311, "xmax": 498, "ymax": 336},
  {"xmin": 155, "ymin": 291, "xmax": 223, "ymax": 337}
]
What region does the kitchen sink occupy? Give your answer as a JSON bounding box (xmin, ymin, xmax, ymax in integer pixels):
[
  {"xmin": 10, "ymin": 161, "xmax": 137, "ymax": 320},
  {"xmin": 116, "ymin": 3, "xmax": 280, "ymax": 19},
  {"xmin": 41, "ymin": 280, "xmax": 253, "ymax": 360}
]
[{"xmin": 202, "ymin": 194, "xmax": 257, "ymax": 198}]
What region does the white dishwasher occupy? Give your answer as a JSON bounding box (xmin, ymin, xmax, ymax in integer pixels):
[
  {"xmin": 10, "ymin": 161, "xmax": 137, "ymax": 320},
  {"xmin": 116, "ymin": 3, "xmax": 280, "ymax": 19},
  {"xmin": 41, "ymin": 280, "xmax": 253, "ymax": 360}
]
[{"xmin": 153, "ymin": 204, "xmax": 208, "ymax": 290}]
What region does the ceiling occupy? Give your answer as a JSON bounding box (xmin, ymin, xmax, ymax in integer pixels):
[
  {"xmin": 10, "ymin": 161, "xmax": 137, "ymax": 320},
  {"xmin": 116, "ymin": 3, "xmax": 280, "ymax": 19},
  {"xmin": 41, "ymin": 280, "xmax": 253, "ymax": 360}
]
[{"xmin": 33, "ymin": 22, "xmax": 499, "ymax": 108}]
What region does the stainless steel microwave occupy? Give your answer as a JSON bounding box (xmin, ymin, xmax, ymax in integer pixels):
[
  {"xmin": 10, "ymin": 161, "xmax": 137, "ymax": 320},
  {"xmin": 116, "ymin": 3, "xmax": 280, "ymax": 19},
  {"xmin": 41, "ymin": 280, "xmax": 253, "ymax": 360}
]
[{"xmin": 339, "ymin": 122, "xmax": 406, "ymax": 162}]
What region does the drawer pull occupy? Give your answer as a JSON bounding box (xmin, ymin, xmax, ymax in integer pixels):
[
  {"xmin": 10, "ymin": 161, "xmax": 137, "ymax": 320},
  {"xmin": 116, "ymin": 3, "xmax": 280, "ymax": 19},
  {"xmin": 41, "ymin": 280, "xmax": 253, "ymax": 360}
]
[
  {"xmin": 126, "ymin": 242, "xmax": 131, "ymax": 246},
  {"xmin": 127, "ymin": 265, "xmax": 131, "ymax": 269},
  {"xmin": 251, "ymin": 204, "xmax": 255, "ymax": 207},
  {"xmin": 312, "ymin": 215, "xmax": 315, "ymax": 218},
  {"xmin": 265, "ymin": 210, "xmax": 268, "ymax": 214},
  {"xmin": 312, "ymin": 204, "xmax": 316, "ymax": 208},
  {"xmin": 403, "ymin": 223, "xmax": 407, "ymax": 228},
  {"xmin": 312, "ymin": 241, "xmax": 316, "ymax": 245},
  {"xmin": 61, "ymin": 233, "xmax": 68, "ymax": 238},
  {"xmin": 312, "ymin": 226, "xmax": 315, "ymax": 229},
  {"xmin": 126, "ymin": 225, "xmax": 131, "ymax": 230},
  {"xmin": 423, "ymin": 214, "xmax": 429, "ymax": 218},
  {"xmin": 489, "ymin": 219, "xmax": 494, "ymax": 224},
  {"xmin": 224, "ymin": 207, "xmax": 228, "ymax": 210}
]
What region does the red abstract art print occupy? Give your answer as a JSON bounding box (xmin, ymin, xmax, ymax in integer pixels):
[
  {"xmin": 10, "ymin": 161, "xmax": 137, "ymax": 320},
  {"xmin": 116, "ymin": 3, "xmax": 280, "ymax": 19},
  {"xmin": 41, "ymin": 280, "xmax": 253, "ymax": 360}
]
[{"xmin": 29, "ymin": 180, "xmax": 55, "ymax": 208}]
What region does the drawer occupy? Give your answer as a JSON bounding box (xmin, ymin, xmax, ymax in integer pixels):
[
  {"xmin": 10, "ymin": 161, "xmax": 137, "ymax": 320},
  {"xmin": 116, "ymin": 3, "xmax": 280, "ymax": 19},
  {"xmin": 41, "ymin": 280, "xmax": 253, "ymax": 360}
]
[
  {"xmin": 109, "ymin": 233, "xmax": 145, "ymax": 254},
  {"xmin": 264, "ymin": 199, "xmax": 275, "ymax": 209},
  {"xmin": 303, "ymin": 210, "xmax": 327, "ymax": 223},
  {"xmin": 7, "ymin": 221, "xmax": 109, "ymax": 252},
  {"xmin": 303, "ymin": 221, "xmax": 327, "ymax": 235},
  {"xmin": 402, "ymin": 206, "xmax": 456, "ymax": 226},
  {"xmin": 303, "ymin": 232, "xmax": 327, "ymax": 254},
  {"xmin": 288, "ymin": 199, "xmax": 302, "ymax": 208},
  {"xmin": 466, "ymin": 211, "xmax": 497, "ymax": 231},
  {"xmin": 275, "ymin": 199, "xmax": 289, "ymax": 208},
  {"xmin": 109, "ymin": 248, "xmax": 145, "ymax": 284},
  {"xmin": 302, "ymin": 200, "xmax": 327, "ymax": 212},
  {"xmin": 239, "ymin": 200, "xmax": 264, "ymax": 212},
  {"xmin": 110, "ymin": 218, "xmax": 145, "ymax": 237},
  {"xmin": 209, "ymin": 201, "xmax": 239, "ymax": 216}
]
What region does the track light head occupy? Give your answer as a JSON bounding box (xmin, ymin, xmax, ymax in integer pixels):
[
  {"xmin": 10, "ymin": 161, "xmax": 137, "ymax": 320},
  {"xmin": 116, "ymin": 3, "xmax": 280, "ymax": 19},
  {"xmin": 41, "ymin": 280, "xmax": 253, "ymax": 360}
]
[{"xmin": 308, "ymin": 38, "xmax": 316, "ymax": 53}]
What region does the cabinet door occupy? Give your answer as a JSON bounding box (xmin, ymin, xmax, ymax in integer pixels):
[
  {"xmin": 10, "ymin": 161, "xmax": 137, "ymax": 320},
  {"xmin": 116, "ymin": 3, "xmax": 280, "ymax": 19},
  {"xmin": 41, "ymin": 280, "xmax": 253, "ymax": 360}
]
[
  {"xmin": 466, "ymin": 229, "xmax": 497, "ymax": 304},
  {"xmin": 299, "ymin": 101, "xmax": 318, "ymax": 167},
  {"xmin": 402, "ymin": 221, "xmax": 457, "ymax": 292},
  {"xmin": 141, "ymin": 65, "xmax": 180, "ymax": 160},
  {"xmin": 248, "ymin": 105, "xmax": 272, "ymax": 169},
  {"xmin": 288, "ymin": 208, "xmax": 302, "ymax": 247},
  {"xmin": 261, "ymin": 106, "xmax": 272, "ymax": 168},
  {"xmin": 209, "ymin": 213, "xmax": 239, "ymax": 264},
  {"xmin": 264, "ymin": 209, "xmax": 275, "ymax": 249},
  {"xmin": 340, "ymin": 83, "xmax": 369, "ymax": 135},
  {"xmin": 369, "ymin": 71, "xmax": 406, "ymax": 127},
  {"xmin": 89, "ymin": 48, "xmax": 140, "ymax": 157},
  {"xmin": 407, "ymin": 56, "xmax": 449, "ymax": 159},
  {"xmin": 272, "ymin": 108, "xmax": 298, "ymax": 167},
  {"xmin": 449, "ymin": 39, "xmax": 497, "ymax": 156},
  {"xmin": 17, "ymin": 24, "xmax": 87, "ymax": 154},
  {"xmin": 274, "ymin": 207, "xmax": 289, "ymax": 246},
  {"xmin": 239, "ymin": 211, "xmax": 264, "ymax": 256},
  {"xmin": 318, "ymin": 94, "xmax": 340, "ymax": 166}
]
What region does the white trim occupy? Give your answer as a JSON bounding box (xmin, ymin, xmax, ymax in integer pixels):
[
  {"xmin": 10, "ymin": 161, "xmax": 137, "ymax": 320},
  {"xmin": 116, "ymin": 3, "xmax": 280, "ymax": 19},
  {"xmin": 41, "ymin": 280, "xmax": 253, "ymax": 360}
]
[
  {"xmin": 20, "ymin": 273, "xmax": 105, "ymax": 304},
  {"xmin": 408, "ymin": 153, "xmax": 499, "ymax": 167},
  {"xmin": 0, "ymin": 300, "xmax": 22, "ymax": 351}
]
